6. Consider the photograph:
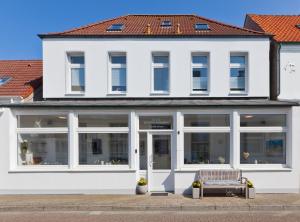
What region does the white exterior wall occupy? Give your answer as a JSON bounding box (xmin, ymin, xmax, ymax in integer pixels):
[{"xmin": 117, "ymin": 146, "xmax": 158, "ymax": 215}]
[
  {"xmin": 43, "ymin": 38, "xmax": 270, "ymax": 98},
  {"xmin": 278, "ymin": 44, "xmax": 300, "ymax": 101},
  {"xmin": 0, "ymin": 106, "xmax": 299, "ymax": 194}
]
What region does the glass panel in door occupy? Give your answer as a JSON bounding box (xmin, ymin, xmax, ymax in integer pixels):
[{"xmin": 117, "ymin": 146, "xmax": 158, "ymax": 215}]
[{"xmin": 152, "ymin": 135, "xmax": 171, "ymax": 170}]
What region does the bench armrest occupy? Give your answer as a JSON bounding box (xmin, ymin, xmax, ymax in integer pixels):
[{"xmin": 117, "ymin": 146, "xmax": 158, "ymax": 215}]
[{"xmin": 241, "ymin": 177, "xmax": 248, "ymax": 184}]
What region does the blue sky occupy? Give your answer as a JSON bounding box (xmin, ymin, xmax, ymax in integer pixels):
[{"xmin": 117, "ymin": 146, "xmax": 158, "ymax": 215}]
[{"xmin": 0, "ymin": 0, "xmax": 299, "ymax": 60}]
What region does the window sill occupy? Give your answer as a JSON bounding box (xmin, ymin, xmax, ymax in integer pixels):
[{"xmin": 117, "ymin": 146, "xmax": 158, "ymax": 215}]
[
  {"xmin": 65, "ymin": 92, "xmax": 85, "ymax": 96},
  {"xmin": 176, "ymin": 165, "xmax": 232, "ymax": 172},
  {"xmin": 107, "ymin": 92, "xmax": 127, "ymax": 96},
  {"xmin": 190, "ymin": 91, "xmax": 209, "ymax": 96},
  {"xmin": 150, "ymin": 92, "xmax": 170, "ymax": 96},
  {"xmin": 229, "ymin": 91, "xmax": 248, "ymax": 96}
]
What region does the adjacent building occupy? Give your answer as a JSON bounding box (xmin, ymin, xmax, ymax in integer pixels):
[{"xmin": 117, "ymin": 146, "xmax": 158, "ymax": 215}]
[{"xmin": 0, "ymin": 15, "xmax": 299, "ymax": 194}]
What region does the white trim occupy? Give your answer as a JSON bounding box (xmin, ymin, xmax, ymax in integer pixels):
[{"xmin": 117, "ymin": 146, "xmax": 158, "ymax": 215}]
[
  {"xmin": 183, "ymin": 127, "xmax": 230, "ymax": 133},
  {"xmin": 77, "ymin": 127, "xmax": 129, "ymax": 133}
]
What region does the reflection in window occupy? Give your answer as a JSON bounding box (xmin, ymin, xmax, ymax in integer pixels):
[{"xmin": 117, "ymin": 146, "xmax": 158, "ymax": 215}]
[
  {"xmin": 78, "ymin": 115, "xmax": 128, "ymax": 127},
  {"xmin": 192, "ymin": 54, "xmax": 208, "ymax": 92},
  {"xmin": 18, "ymin": 115, "xmax": 68, "ymax": 128},
  {"xmin": 230, "ymin": 54, "xmax": 247, "ymax": 92},
  {"xmin": 18, "ymin": 134, "xmax": 68, "ymax": 165},
  {"xmin": 110, "ymin": 54, "xmax": 127, "ymax": 92},
  {"xmin": 68, "ymin": 54, "xmax": 85, "ymax": 92},
  {"xmin": 184, "ymin": 133, "xmax": 230, "ymax": 164},
  {"xmin": 184, "ymin": 114, "xmax": 229, "ymax": 127},
  {"xmin": 79, "ymin": 133, "xmax": 128, "ymax": 165},
  {"xmin": 240, "ymin": 114, "xmax": 286, "ymax": 127},
  {"xmin": 240, "ymin": 133, "xmax": 286, "ymax": 164},
  {"xmin": 152, "ymin": 54, "xmax": 169, "ymax": 92}
]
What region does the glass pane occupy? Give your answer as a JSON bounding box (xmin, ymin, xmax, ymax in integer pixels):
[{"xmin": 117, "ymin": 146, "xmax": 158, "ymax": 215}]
[
  {"xmin": 193, "ymin": 68, "xmax": 207, "ymax": 91},
  {"xmin": 79, "ymin": 133, "xmax": 128, "ymax": 165},
  {"xmin": 184, "ymin": 114, "xmax": 230, "ymax": 127},
  {"xmin": 139, "ymin": 133, "xmax": 147, "ymax": 170},
  {"xmin": 192, "ymin": 55, "xmax": 208, "ymax": 64},
  {"xmin": 154, "ymin": 68, "xmax": 169, "ymax": 91},
  {"xmin": 230, "ymin": 56, "xmax": 245, "ymax": 64},
  {"xmin": 139, "ymin": 116, "xmax": 173, "ymax": 129},
  {"xmin": 112, "ymin": 68, "xmax": 126, "ymax": 91},
  {"xmin": 153, "ymin": 135, "xmax": 171, "ymax": 169},
  {"xmin": 70, "ymin": 55, "xmax": 84, "ymax": 64},
  {"xmin": 111, "ymin": 55, "xmax": 126, "ymax": 64},
  {"xmin": 71, "ymin": 68, "xmax": 85, "ymax": 91},
  {"xmin": 240, "ymin": 114, "xmax": 286, "ymax": 127},
  {"xmin": 18, "ymin": 115, "xmax": 68, "ymax": 128},
  {"xmin": 230, "ymin": 68, "xmax": 245, "ymax": 91},
  {"xmin": 153, "ymin": 55, "xmax": 169, "ymax": 64},
  {"xmin": 78, "ymin": 115, "xmax": 128, "ymax": 127},
  {"xmin": 184, "ymin": 133, "xmax": 230, "ymax": 164},
  {"xmin": 240, "ymin": 133, "xmax": 286, "ymax": 164},
  {"xmin": 18, "ymin": 134, "xmax": 68, "ymax": 165}
]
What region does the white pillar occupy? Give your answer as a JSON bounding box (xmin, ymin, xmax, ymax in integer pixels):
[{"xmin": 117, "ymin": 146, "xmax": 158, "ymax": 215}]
[
  {"xmin": 129, "ymin": 111, "xmax": 137, "ymax": 171},
  {"xmin": 175, "ymin": 111, "xmax": 184, "ymax": 170},
  {"xmin": 68, "ymin": 111, "xmax": 78, "ymax": 169},
  {"xmin": 231, "ymin": 110, "xmax": 240, "ymax": 169}
]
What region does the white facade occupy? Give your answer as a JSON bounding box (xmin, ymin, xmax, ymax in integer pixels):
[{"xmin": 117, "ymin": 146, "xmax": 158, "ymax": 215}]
[
  {"xmin": 42, "ymin": 38, "xmax": 270, "ymax": 98},
  {"xmin": 278, "ymin": 44, "xmax": 300, "ymax": 101}
]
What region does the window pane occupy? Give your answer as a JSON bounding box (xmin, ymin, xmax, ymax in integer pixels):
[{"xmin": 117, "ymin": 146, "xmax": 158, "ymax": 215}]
[
  {"xmin": 71, "ymin": 68, "xmax": 85, "ymax": 91},
  {"xmin": 139, "ymin": 133, "xmax": 147, "ymax": 170},
  {"xmin": 112, "ymin": 68, "xmax": 126, "ymax": 91},
  {"xmin": 70, "ymin": 55, "xmax": 84, "ymax": 65},
  {"xmin": 193, "ymin": 68, "xmax": 207, "ymax": 91},
  {"xmin": 230, "ymin": 68, "xmax": 245, "ymax": 91},
  {"xmin": 18, "ymin": 134, "xmax": 68, "ymax": 165},
  {"xmin": 153, "ymin": 56, "xmax": 169, "ymax": 64},
  {"xmin": 230, "ymin": 56, "xmax": 245, "ymax": 64},
  {"xmin": 111, "ymin": 55, "xmax": 126, "ymax": 64},
  {"xmin": 240, "ymin": 133, "xmax": 286, "ymax": 164},
  {"xmin": 192, "ymin": 56, "xmax": 207, "ymax": 64},
  {"xmin": 18, "ymin": 115, "xmax": 68, "ymax": 128},
  {"xmin": 153, "ymin": 135, "xmax": 171, "ymax": 169},
  {"xmin": 78, "ymin": 115, "xmax": 128, "ymax": 127},
  {"xmin": 184, "ymin": 133, "xmax": 230, "ymax": 164},
  {"xmin": 79, "ymin": 133, "xmax": 128, "ymax": 165},
  {"xmin": 154, "ymin": 68, "xmax": 169, "ymax": 91},
  {"xmin": 240, "ymin": 114, "xmax": 286, "ymax": 127},
  {"xmin": 139, "ymin": 116, "xmax": 173, "ymax": 129},
  {"xmin": 184, "ymin": 114, "xmax": 230, "ymax": 127}
]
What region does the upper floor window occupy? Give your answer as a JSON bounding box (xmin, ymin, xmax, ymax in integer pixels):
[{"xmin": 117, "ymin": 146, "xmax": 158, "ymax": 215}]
[
  {"xmin": 230, "ymin": 53, "xmax": 247, "ymax": 93},
  {"xmin": 191, "ymin": 53, "xmax": 209, "ymax": 93},
  {"xmin": 68, "ymin": 53, "xmax": 85, "ymax": 93},
  {"xmin": 0, "ymin": 76, "xmax": 11, "ymax": 86},
  {"xmin": 152, "ymin": 53, "xmax": 169, "ymax": 94},
  {"xmin": 109, "ymin": 53, "xmax": 127, "ymax": 93}
]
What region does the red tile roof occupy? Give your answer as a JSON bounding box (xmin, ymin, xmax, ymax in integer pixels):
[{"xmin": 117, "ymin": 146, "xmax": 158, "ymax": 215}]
[
  {"xmin": 244, "ymin": 14, "xmax": 300, "ymax": 42},
  {"xmin": 0, "ymin": 60, "xmax": 42, "ymax": 99},
  {"xmin": 39, "ymin": 14, "xmax": 268, "ymax": 38}
]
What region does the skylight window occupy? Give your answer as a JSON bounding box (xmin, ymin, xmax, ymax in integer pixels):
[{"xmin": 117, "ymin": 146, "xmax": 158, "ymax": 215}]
[
  {"xmin": 195, "ymin": 23, "xmax": 210, "ymax": 31},
  {"xmin": 0, "ymin": 76, "xmax": 11, "ymax": 86},
  {"xmin": 107, "ymin": 24, "xmax": 124, "ymax": 31},
  {"xmin": 296, "ymin": 24, "xmax": 300, "ymax": 29},
  {"xmin": 161, "ymin": 20, "xmax": 172, "ymax": 27}
]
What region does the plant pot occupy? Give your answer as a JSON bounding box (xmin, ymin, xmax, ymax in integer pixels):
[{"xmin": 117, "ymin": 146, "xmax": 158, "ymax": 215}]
[
  {"xmin": 136, "ymin": 185, "xmax": 148, "ymax": 194},
  {"xmin": 192, "ymin": 187, "xmax": 200, "ymax": 199},
  {"xmin": 248, "ymin": 187, "xmax": 255, "ymax": 199}
]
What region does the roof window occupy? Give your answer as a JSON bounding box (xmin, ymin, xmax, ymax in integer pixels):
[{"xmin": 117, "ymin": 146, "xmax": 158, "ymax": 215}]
[
  {"xmin": 107, "ymin": 24, "xmax": 124, "ymax": 31},
  {"xmin": 161, "ymin": 20, "xmax": 172, "ymax": 27},
  {"xmin": 296, "ymin": 24, "xmax": 300, "ymax": 29},
  {"xmin": 0, "ymin": 76, "xmax": 11, "ymax": 86},
  {"xmin": 195, "ymin": 23, "xmax": 210, "ymax": 30}
]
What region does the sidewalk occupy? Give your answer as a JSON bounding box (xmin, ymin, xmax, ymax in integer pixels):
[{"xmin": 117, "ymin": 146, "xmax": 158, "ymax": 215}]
[{"xmin": 0, "ymin": 194, "xmax": 299, "ymax": 212}]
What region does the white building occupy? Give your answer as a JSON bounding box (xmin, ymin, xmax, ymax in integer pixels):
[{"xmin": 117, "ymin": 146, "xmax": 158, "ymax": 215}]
[{"xmin": 0, "ymin": 14, "xmax": 299, "ymax": 194}]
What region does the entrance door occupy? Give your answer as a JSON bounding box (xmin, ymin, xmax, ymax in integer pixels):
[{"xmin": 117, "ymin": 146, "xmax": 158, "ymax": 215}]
[{"xmin": 145, "ymin": 133, "xmax": 173, "ymax": 192}]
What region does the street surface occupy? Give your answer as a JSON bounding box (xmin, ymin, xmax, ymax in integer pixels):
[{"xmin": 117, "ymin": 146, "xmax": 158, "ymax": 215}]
[{"xmin": 0, "ymin": 211, "xmax": 299, "ymax": 222}]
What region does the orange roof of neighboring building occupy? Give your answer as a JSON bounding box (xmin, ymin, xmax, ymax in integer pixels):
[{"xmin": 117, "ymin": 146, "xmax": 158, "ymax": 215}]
[
  {"xmin": 244, "ymin": 14, "xmax": 300, "ymax": 42},
  {"xmin": 0, "ymin": 60, "xmax": 42, "ymax": 99},
  {"xmin": 39, "ymin": 14, "xmax": 268, "ymax": 38}
]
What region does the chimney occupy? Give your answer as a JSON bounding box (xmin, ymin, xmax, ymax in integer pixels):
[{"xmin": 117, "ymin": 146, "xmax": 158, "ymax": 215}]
[
  {"xmin": 146, "ymin": 23, "xmax": 151, "ymax": 35},
  {"xmin": 176, "ymin": 23, "xmax": 182, "ymax": 34}
]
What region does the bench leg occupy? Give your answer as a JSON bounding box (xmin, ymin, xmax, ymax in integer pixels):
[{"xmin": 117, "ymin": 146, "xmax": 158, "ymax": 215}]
[
  {"xmin": 200, "ymin": 187, "xmax": 203, "ymax": 199},
  {"xmin": 245, "ymin": 187, "xmax": 248, "ymax": 199}
]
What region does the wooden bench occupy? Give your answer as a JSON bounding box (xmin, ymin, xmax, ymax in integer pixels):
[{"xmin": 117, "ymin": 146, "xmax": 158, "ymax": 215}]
[{"xmin": 197, "ymin": 169, "xmax": 248, "ymax": 199}]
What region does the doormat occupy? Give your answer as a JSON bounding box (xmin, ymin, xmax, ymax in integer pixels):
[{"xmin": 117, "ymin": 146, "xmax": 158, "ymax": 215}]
[{"xmin": 151, "ymin": 192, "xmax": 169, "ymax": 196}]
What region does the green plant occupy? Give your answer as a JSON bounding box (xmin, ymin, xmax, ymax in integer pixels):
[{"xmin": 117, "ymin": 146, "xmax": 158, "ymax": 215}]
[
  {"xmin": 247, "ymin": 180, "xmax": 254, "ymax": 188},
  {"xmin": 192, "ymin": 180, "xmax": 201, "ymax": 188},
  {"xmin": 137, "ymin": 177, "xmax": 147, "ymax": 186}
]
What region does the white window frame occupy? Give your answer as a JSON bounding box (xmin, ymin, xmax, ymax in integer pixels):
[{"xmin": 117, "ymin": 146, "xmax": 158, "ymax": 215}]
[
  {"xmin": 76, "ymin": 111, "xmax": 131, "ymax": 170},
  {"xmin": 190, "ymin": 52, "xmax": 209, "ymax": 95},
  {"xmin": 13, "ymin": 111, "xmax": 69, "ymax": 171},
  {"xmin": 108, "ymin": 52, "xmax": 127, "ymax": 95},
  {"xmin": 151, "ymin": 52, "xmax": 170, "ymax": 95},
  {"xmin": 181, "ymin": 111, "xmax": 232, "ymax": 169},
  {"xmin": 229, "ymin": 52, "xmax": 248, "ymax": 94},
  {"xmin": 66, "ymin": 52, "xmax": 85, "ymax": 95},
  {"xmin": 238, "ymin": 110, "xmax": 289, "ymax": 170}
]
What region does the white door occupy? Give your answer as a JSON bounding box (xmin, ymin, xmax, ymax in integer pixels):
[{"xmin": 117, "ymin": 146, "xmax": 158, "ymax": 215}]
[{"xmin": 147, "ymin": 133, "xmax": 173, "ymax": 192}]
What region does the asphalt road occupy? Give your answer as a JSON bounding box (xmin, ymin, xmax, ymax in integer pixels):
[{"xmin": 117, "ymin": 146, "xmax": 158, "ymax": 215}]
[{"xmin": 0, "ymin": 211, "xmax": 299, "ymax": 222}]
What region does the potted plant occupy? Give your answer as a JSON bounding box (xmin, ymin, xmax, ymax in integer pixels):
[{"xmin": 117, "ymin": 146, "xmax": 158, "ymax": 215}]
[
  {"xmin": 136, "ymin": 177, "xmax": 148, "ymax": 194},
  {"xmin": 247, "ymin": 180, "xmax": 255, "ymax": 199},
  {"xmin": 192, "ymin": 180, "xmax": 201, "ymax": 199}
]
